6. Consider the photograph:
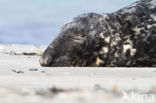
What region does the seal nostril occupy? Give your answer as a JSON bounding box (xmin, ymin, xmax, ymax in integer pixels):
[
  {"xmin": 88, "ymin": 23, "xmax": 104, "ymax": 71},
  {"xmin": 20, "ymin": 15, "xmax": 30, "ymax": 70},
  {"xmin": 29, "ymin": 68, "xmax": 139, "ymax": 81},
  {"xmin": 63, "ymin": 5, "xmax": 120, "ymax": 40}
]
[{"xmin": 39, "ymin": 56, "xmax": 53, "ymax": 67}]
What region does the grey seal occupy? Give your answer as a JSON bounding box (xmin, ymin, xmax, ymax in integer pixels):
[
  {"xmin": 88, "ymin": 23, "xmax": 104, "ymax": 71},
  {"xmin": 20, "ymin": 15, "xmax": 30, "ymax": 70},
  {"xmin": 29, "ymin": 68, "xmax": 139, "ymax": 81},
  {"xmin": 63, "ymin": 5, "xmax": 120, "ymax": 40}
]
[{"xmin": 40, "ymin": 0, "xmax": 156, "ymax": 67}]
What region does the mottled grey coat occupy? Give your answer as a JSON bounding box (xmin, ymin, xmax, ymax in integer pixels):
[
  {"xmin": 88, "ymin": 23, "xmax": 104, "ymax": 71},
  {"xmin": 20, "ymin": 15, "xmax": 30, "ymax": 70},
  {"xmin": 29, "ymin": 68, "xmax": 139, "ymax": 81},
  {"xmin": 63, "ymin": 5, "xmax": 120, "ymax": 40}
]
[{"xmin": 40, "ymin": 0, "xmax": 156, "ymax": 67}]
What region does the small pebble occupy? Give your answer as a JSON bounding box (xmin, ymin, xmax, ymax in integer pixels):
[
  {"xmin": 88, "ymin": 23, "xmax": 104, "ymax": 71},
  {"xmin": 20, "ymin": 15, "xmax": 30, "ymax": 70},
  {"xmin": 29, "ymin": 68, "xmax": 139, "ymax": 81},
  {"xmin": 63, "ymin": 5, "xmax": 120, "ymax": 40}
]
[
  {"xmin": 36, "ymin": 89, "xmax": 47, "ymax": 95},
  {"xmin": 29, "ymin": 68, "xmax": 38, "ymax": 71},
  {"xmin": 23, "ymin": 52, "xmax": 38, "ymax": 56},
  {"xmin": 20, "ymin": 88, "xmax": 31, "ymax": 95},
  {"xmin": 95, "ymin": 84, "xmax": 101, "ymax": 89},
  {"xmin": 12, "ymin": 69, "xmax": 24, "ymax": 74},
  {"xmin": 41, "ymin": 70, "xmax": 46, "ymax": 73},
  {"xmin": 9, "ymin": 51, "xmax": 17, "ymax": 55}
]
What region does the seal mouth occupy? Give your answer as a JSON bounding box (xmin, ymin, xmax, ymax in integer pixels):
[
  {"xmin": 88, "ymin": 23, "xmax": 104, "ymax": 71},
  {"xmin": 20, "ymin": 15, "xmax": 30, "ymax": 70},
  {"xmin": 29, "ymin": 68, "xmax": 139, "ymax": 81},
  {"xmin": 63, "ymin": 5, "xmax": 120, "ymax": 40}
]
[
  {"xmin": 49, "ymin": 64, "xmax": 71, "ymax": 67},
  {"xmin": 40, "ymin": 55, "xmax": 75, "ymax": 67}
]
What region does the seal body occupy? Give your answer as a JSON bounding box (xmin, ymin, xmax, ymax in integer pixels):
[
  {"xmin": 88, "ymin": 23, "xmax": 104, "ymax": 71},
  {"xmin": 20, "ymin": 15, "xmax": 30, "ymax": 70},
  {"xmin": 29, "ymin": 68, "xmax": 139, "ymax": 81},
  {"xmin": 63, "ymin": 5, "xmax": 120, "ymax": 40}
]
[{"xmin": 40, "ymin": 0, "xmax": 156, "ymax": 67}]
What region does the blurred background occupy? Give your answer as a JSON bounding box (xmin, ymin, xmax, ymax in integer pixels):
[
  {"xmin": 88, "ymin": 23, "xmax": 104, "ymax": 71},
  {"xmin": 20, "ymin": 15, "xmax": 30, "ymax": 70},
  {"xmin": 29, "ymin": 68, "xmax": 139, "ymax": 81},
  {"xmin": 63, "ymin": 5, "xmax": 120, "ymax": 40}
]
[{"xmin": 0, "ymin": 0, "xmax": 138, "ymax": 45}]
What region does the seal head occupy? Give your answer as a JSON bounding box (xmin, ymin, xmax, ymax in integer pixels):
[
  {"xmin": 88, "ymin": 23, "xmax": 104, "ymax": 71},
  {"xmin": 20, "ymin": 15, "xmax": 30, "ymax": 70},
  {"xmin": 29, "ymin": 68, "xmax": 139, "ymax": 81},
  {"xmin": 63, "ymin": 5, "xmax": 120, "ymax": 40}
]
[{"xmin": 40, "ymin": 13, "xmax": 109, "ymax": 66}]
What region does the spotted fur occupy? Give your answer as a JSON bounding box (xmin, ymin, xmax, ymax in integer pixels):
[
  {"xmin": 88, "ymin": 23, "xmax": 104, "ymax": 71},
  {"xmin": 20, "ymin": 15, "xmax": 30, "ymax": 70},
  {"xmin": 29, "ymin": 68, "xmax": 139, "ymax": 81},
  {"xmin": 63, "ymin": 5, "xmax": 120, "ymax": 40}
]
[{"xmin": 40, "ymin": 0, "xmax": 156, "ymax": 67}]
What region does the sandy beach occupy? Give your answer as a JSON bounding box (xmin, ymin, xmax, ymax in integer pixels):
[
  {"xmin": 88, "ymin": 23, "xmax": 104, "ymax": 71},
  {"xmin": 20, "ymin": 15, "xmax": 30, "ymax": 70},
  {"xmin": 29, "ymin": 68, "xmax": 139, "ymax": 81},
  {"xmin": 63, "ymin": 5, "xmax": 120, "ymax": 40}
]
[{"xmin": 0, "ymin": 44, "xmax": 156, "ymax": 103}]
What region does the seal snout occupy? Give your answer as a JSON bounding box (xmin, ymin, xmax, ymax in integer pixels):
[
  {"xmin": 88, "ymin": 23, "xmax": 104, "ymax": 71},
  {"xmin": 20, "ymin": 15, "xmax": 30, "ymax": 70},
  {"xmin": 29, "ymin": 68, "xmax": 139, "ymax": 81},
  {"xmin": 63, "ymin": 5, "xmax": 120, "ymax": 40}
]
[{"xmin": 39, "ymin": 56, "xmax": 53, "ymax": 67}]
